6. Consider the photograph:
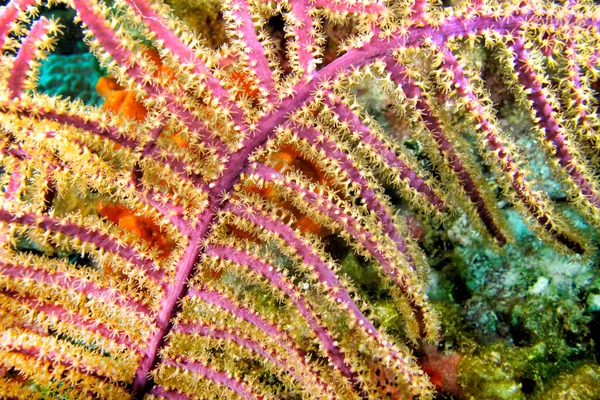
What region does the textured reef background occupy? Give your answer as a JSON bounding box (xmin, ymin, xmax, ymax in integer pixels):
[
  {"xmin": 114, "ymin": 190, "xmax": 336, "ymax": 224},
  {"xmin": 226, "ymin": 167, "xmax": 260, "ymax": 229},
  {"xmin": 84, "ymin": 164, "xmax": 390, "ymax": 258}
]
[{"xmin": 24, "ymin": 0, "xmax": 600, "ymax": 398}]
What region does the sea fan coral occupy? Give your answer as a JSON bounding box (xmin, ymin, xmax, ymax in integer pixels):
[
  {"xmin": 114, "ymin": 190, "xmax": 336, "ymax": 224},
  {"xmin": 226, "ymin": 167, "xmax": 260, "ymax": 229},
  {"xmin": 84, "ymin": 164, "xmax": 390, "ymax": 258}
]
[{"xmin": 0, "ymin": 0, "xmax": 599, "ymax": 398}]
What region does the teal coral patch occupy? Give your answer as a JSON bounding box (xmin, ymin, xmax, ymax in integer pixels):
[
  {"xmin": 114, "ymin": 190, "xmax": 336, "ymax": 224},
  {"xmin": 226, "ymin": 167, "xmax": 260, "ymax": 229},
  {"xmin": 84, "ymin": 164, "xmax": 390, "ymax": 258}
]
[{"xmin": 38, "ymin": 53, "xmax": 103, "ymax": 106}]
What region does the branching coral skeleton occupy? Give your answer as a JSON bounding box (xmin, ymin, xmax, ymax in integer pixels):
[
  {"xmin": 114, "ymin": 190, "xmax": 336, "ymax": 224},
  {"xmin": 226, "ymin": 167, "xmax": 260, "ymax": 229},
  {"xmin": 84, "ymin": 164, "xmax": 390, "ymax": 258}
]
[{"xmin": 0, "ymin": 0, "xmax": 599, "ymax": 398}]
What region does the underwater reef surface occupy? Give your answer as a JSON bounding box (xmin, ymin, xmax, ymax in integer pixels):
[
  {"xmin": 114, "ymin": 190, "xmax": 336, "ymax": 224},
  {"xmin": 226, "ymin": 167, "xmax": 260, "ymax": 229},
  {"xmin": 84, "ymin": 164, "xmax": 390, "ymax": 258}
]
[{"xmin": 3, "ymin": 0, "xmax": 600, "ymax": 398}]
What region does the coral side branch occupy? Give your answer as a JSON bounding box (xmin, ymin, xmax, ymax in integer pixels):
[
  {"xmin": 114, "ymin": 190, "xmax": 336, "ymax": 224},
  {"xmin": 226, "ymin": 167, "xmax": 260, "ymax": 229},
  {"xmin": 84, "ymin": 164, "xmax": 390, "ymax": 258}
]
[
  {"xmin": 7, "ymin": 17, "xmax": 51, "ymax": 99},
  {"xmin": 0, "ymin": 209, "xmax": 162, "ymax": 282},
  {"xmin": 439, "ymin": 48, "xmax": 586, "ymax": 253},
  {"xmin": 383, "ymin": 55, "xmax": 508, "ymax": 245},
  {"xmin": 188, "ymin": 285, "xmax": 296, "ymax": 346},
  {"xmin": 0, "ymin": 98, "xmax": 209, "ymax": 190},
  {"xmin": 288, "ymin": 0, "xmax": 318, "ymax": 75},
  {"xmin": 0, "ymin": 98, "xmax": 139, "ymax": 148},
  {"xmin": 0, "ymin": 290, "xmax": 140, "ymax": 349},
  {"xmin": 510, "ymin": 38, "xmax": 600, "ymax": 211},
  {"xmin": 212, "ymin": 93, "xmax": 325, "ymax": 195},
  {"xmin": 249, "ymin": 162, "xmax": 435, "ymax": 340},
  {"xmin": 181, "ymin": 290, "xmax": 337, "ymax": 394},
  {"xmin": 172, "ymin": 322, "xmax": 336, "ymax": 395},
  {"xmin": 292, "ymin": 123, "xmax": 419, "ymax": 254},
  {"xmin": 0, "ymin": 337, "xmax": 116, "ymax": 385},
  {"xmin": 0, "ymin": 0, "xmax": 37, "ymax": 50},
  {"xmin": 561, "ymin": 39, "xmax": 599, "ymax": 156},
  {"xmin": 164, "ymin": 357, "xmax": 264, "ymax": 400},
  {"xmin": 223, "ymin": 0, "xmax": 275, "ymax": 92},
  {"xmin": 173, "ymin": 322, "xmax": 287, "ymax": 369},
  {"xmin": 324, "ymin": 97, "xmax": 446, "ymax": 212},
  {"xmin": 225, "ymin": 197, "xmax": 434, "ymax": 391},
  {"xmin": 72, "ymin": 0, "xmax": 226, "ymax": 152},
  {"xmin": 205, "ymin": 243, "xmax": 361, "ymax": 391},
  {"xmin": 122, "ymin": 0, "xmax": 252, "ymax": 135},
  {"xmin": 1, "ymin": 144, "xmax": 55, "ymax": 206},
  {"xmin": 186, "ymin": 284, "xmax": 332, "ymax": 385},
  {"xmin": 0, "ymin": 259, "xmax": 151, "ymax": 315}
]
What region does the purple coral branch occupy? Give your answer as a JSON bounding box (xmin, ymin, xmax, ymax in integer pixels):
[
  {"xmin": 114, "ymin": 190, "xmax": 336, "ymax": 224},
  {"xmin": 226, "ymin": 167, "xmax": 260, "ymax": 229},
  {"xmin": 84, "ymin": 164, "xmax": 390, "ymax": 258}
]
[
  {"xmin": 288, "ymin": 0, "xmax": 318, "ymax": 75},
  {"xmin": 72, "ymin": 0, "xmax": 226, "ymax": 153},
  {"xmin": 510, "ymin": 37, "xmax": 600, "ymax": 208},
  {"xmin": 205, "ymin": 244, "xmax": 360, "ymax": 392},
  {"xmin": 188, "ymin": 284, "xmax": 341, "ymax": 392},
  {"xmin": 225, "ymin": 0, "xmax": 275, "ymax": 93},
  {"xmin": 7, "ymin": 17, "xmax": 51, "ymax": 99},
  {"xmin": 182, "ymin": 286, "xmax": 337, "ymax": 396},
  {"xmin": 1, "ymin": 290, "xmax": 139, "ymax": 349},
  {"xmin": 0, "ymin": 99, "xmax": 209, "ymax": 191},
  {"xmin": 4, "ymin": 172, "xmax": 23, "ymax": 201},
  {"xmin": 410, "ymin": 0, "xmax": 428, "ymax": 21},
  {"xmin": 383, "ymin": 55, "xmax": 509, "ymax": 245},
  {"xmin": 188, "ymin": 285, "xmax": 296, "ymax": 345},
  {"xmin": 1, "ymin": 339, "xmax": 119, "ymax": 385},
  {"xmin": 226, "ymin": 198, "xmax": 429, "ymax": 383},
  {"xmin": 560, "ymin": 40, "xmax": 600, "ymax": 159},
  {"xmin": 585, "ymin": 49, "xmax": 600, "ymax": 71},
  {"xmin": 173, "ymin": 322, "xmax": 336, "ymax": 395},
  {"xmin": 439, "ymin": 47, "xmax": 585, "ymax": 253},
  {"xmin": 562, "ymin": 40, "xmax": 598, "ymax": 151},
  {"xmin": 165, "ymin": 358, "xmax": 265, "ymax": 400},
  {"xmin": 122, "ymin": 0, "xmax": 254, "ymax": 135},
  {"xmin": 250, "ymin": 162, "xmax": 434, "ymax": 339},
  {"xmin": 0, "ymin": 209, "xmax": 163, "ymax": 282},
  {"xmin": 324, "ymin": 96, "xmax": 446, "ymax": 213},
  {"xmin": 292, "ymin": 123, "xmax": 425, "ymax": 255},
  {"xmin": 187, "ymin": 285, "xmax": 314, "ymax": 361},
  {"xmin": 3, "ymin": 160, "xmax": 23, "ymax": 201},
  {"xmin": 139, "ymin": 115, "xmax": 168, "ymax": 154},
  {"xmin": 173, "ymin": 322, "xmax": 286, "ymax": 367},
  {"xmin": 0, "ymin": 0, "xmax": 37, "ymax": 50},
  {"xmin": 0, "ymin": 260, "xmax": 151, "ymax": 315},
  {"xmin": 0, "ymin": 100, "xmax": 138, "ymax": 148}
]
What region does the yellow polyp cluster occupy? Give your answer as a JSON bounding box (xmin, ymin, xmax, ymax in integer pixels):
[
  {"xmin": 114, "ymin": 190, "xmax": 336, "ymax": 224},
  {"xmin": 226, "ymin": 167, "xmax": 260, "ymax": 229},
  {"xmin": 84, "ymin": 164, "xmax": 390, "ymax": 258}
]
[
  {"xmin": 0, "ymin": 350, "xmax": 131, "ymax": 399},
  {"xmin": 0, "ymin": 271, "xmax": 144, "ymax": 397}
]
